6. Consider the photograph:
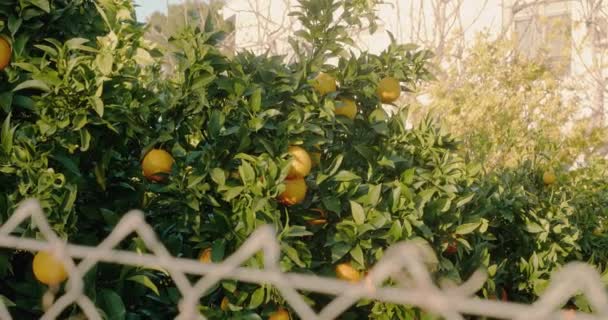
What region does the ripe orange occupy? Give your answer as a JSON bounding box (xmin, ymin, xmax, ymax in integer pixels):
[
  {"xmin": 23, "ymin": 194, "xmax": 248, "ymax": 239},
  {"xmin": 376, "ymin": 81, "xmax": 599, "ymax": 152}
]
[
  {"xmin": 142, "ymin": 149, "xmax": 174, "ymax": 181},
  {"xmin": 268, "ymin": 308, "xmax": 290, "ymax": 320},
  {"xmin": 0, "ymin": 37, "xmax": 11, "ymax": 71},
  {"xmin": 444, "ymin": 241, "xmax": 458, "ymax": 255},
  {"xmin": 278, "ymin": 178, "xmax": 307, "ymax": 206},
  {"xmin": 199, "ymin": 248, "xmax": 212, "ymax": 263},
  {"xmin": 376, "ymin": 77, "xmax": 401, "ymax": 103},
  {"xmin": 335, "ymin": 98, "xmax": 357, "ymax": 120},
  {"xmin": 220, "ymin": 296, "xmax": 230, "ymax": 311},
  {"xmin": 335, "ymin": 262, "xmax": 360, "ymax": 282},
  {"xmin": 32, "ymin": 251, "xmax": 68, "ymax": 286},
  {"xmin": 312, "ymin": 72, "xmax": 337, "ymax": 95},
  {"xmin": 287, "ymin": 146, "xmax": 311, "ymax": 179},
  {"xmin": 543, "ymin": 171, "xmax": 556, "ymax": 185}
]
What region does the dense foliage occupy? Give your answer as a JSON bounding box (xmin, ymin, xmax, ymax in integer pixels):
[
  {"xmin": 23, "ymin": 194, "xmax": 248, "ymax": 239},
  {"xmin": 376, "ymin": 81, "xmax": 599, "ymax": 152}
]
[
  {"xmin": 410, "ymin": 35, "xmax": 607, "ymax": 172},
  {"xmin": 0, "ymin": 1, "xmax": 607, "ymax": 319}
]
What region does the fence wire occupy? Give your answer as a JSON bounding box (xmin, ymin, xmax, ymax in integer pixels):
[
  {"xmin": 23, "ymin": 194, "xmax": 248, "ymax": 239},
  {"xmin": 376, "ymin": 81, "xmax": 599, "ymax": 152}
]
[{"xmin": 0, "ymin": 199, "xmax": 607, "ymax": 320}]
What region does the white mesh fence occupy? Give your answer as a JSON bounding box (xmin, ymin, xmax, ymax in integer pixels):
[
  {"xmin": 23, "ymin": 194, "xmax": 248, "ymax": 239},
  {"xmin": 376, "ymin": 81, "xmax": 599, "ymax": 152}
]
[{"xmin": 0, "ymin": 199, "xmax": 607, "ymax": 320}]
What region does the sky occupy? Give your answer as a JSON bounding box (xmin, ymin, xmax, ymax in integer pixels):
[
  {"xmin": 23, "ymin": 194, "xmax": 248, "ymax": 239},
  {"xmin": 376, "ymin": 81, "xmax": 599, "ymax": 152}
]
[{"xmin": 133, "ymin": 0, "xmax": 186, "ymax": 21}]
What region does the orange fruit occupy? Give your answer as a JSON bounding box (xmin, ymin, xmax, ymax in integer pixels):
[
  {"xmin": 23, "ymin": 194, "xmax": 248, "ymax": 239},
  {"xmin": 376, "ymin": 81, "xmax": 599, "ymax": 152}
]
[
  {"xmin": 286, "ymin": 146, "xmax": 311, "ymax": 179},
  {"xmin": 142, "ymin": 149, "xmax": 174, "ymax": 181},
  {"xmin": 444, "ymin": 241, "xmax": 458, "ymax": 254},
  {"xmin": 220, "ymin": 296, "xmax": 230, "ymax": 311},
  {"xmin": 278, "ymin": 178, "xmax": 307, "ymax": 206},
  {"xmin": 312, "ymin": 72, "xmax": 337, "ymax": 95},
  {"xmin": 335, "ymin": 98, "xmax": 357, "ymax": 120},
  {"xmin": 268, "ymin": 308, "xmax": 290, "ymax": 320},
  {"xmin": 543, "ymin": 171, "xmax": 557, "ymax": 185},
  {"xmin": 335, "ymin": 262, "xmax": 360, "ymax": 282},
  {"xmin": 376, "ymin": 77, "xmax": 401, "ymax": 103},
  {"xmin": 199, "ymin": 248, "xmax": 212, "ymax": 263},
  {"xmin": 32, "ymin": 251, "xmax": 68, "ymax": 286},
  {"xmin": 0, "ymin": 37, "xmax": 11, "ymax": 71}
]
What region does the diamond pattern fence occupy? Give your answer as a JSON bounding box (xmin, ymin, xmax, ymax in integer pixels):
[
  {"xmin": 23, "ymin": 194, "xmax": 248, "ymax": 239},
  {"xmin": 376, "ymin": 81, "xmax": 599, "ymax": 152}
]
[{"xmin": 0, "ymin": 199, "xmax": 607, "ymax": 320}]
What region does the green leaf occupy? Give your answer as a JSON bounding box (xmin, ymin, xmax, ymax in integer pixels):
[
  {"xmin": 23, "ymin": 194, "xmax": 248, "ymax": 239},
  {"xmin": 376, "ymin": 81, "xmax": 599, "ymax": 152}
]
[
  {"xmin": 26, "ymin": 0, "xmax": 50, "ymax": 12},
  {"xmin": 0, "ymin": 295, "xmax": 15, "ymax": 307},
  {"xmin": 66, "ymin": 38, "xmax": 94, "ymax": 51},
  {"xmin": 249, "ymin": 88, "xmax": 262, "ymax": 112},
  {"xmin": 72, "ymin": 114, "xmax": 87, "ymax": 130},
  {"xmin": 212, "ymin": 239, "xmax": 226, "ymax": 262},
  {"xmin": 96, "ymin": 51, "xmax": 113, "ymax": 75},
  {"xmin": 191, "ymin": 74, "xmax": 215, "ymax": 91},
  {"xmin": 98, "ymin": 289, "xmax": 126, "ymax": 320},
  {"xmin": 488, "ymin": 265, "xmax": 497, "ymax": 277},
  {"xmin": 284, "ymin": 225, "xmax": 313, "ymax": 238},
  {"xmin": 91, "ymin": 96, "xmax": 104, "ymax": 117},
  {"xmin": 331, "ymin": 242, "xmax": 351, "ymax": 262},
  {"xmin": 248, "ymin": 288, "xmax": 265, "ymax": 309},
  {"xmin": 222, "ymin": 280, "xmax": 238, "ymax": 293},
  {"xmin": 211, "ymin": 168, "xmax": 225, "ymax": 186},
  {"xmin": 186, "ymin": 194, "xmax": 199, "ymax": 211},
  {"xmin": 350, "ymin": 200, "xmax": 365, "ymax": 225},
  {"xmin": 456, "ymin": 193, "xmax": 475, "ymax": 208},
  {"xmin": 333, "ymin": 170, "xmax": 361, "ymax": 182},
  {"xmin": 525, "ymin": 222, "xmax": 544, "ymax": 233},
  {"xmin": 401, "ymin": 168, "xmax": 416, "ymax": 186},
  {"xmin": 223, "ymin": 186, "xmax": 244, "ymax": 201},
  {"xmin": 368, "ymin": 184, "xmax": 382, "ymax": 206},
  {"xmin": 0, "ymin": 92, "xmax": 13, "ymax": 113},
  {"xmin": 13, "ymin": 80, "xmax": 50, "ymax": 92},
  {"xmin": 1, "ymin": 113, "xmax": 15, "ymax": 154},
  {"xmin": 454, "ymin": 221, "xmax": 481, "ymax": 235},
  {"xmin": 238, "ymin": 161, "xmax": 255, "ymax": 184},
  {"xmin": 349, "ymin": 245, "xmax": 364, "ymax": 266},
  {"xmin": 326, "ymin": 154, "xmax": 344, "ymax": 176},
  {"xmin": 8, "ymin": 16, "xmax": 22, "ymax": 36},
  {"xmin": 80, "ymin": 129, "xmax": 91, "ymax": 151},
  {"xmin": 281, "ymin": 243, "xmax": 306, "ymax": 267},
  {"xmin": 209, "ymin": 110, "xmax": 224, "ymax": 137},
  {"xmin": 127, "ymin": 275, "xmax": 160, "ymax": 296},
  {"xmin": 322, "ymin": 197, "xmax": 341, "ymax": 213}
]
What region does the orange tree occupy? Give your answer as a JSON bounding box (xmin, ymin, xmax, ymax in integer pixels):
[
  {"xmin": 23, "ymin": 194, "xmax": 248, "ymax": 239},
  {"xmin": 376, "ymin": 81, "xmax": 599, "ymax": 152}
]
[
  {"xmin": 0, "ymin": 0, "xmax": 499, "ymax": 319},
  {"xmin": 468, "ymin": 158, "xmax": 608, "ymax": 309}
]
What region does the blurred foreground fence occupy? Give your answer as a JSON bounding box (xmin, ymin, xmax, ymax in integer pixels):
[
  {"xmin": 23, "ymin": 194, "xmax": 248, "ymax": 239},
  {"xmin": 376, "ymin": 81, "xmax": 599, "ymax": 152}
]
[{"xmin": 0, "ymin": 200, "xmax": 607, "ymax": 320}]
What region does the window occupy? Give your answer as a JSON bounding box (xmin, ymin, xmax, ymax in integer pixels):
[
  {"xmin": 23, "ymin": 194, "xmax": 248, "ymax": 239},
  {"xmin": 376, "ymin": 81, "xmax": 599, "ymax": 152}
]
[
  {"xmin": 545, "ymin": 14, "xmax": 572, "ymax": 74},
  {"xmin": 513, "ymin": 12, "xmax": 572, "ymax": 75},
  {"xmin": 514, "ymin": 18, "xmax": 542, "ymax": 58}
]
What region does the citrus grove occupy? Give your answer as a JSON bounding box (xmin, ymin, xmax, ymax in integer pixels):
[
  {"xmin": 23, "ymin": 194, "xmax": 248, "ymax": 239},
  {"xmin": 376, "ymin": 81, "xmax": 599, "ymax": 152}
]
[{"xmin": 1, "ymin": 0, "xmax": 608, "ymax": 319}]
